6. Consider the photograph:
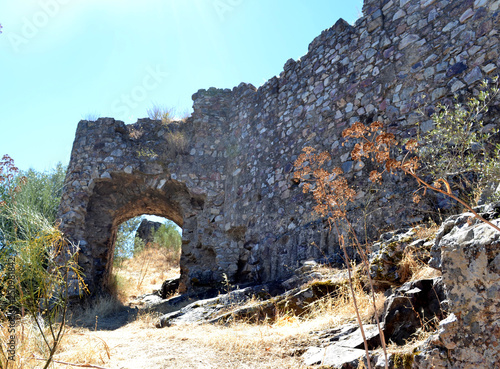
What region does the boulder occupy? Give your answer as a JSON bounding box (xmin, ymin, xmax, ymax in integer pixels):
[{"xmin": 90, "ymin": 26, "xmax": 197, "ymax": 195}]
[
  {"xmin": 302, "ymin": 324, "xmax": 380, "ymax": 368},
  {"xmin": 369, "ymin": 228, "xmax": 433, "ymax": 287},
  {"xmin": 382, "ymin": 278, "xmax": 447, "ymax": 345},
  {"xmin": 415, "ymin": 209, "xmax": 500, "ymax": 368},
  {"xmin": 136, "ymin": 219, "xmax": 162, "ymax": 245},
  {"xmin": 159, "ymin": 277, "xmax": 180, "ymax": 299}
]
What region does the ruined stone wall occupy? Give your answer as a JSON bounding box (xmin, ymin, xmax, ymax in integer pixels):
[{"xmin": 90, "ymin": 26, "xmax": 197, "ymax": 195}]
[{"xmin": 58, "ymin": 0, "xmax": 500, "ymax": 295}]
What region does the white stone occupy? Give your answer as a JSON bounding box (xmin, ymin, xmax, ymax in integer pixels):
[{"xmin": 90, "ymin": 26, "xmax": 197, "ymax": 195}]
[
  {"xmin": 490, "ymin": 0, "xmax": 500, "ymax": 11},
  {"xmin": 393, "ymin": 9, "xmax": 406, "ymax": 21},
  {"xmin": 459, "ymin": 8, "xmax": 474, "ymax": 23},
  {"xmin": 157, "ymin": 179, "xmax": 166, "ymax": 189},
  {"xmin": 442, "ymin": 21, "xmax": 458, "ymax": 33},
  {"xmin": 354, "ymin": 161, "xmax": 365, "ymax": 171},
  {"xmin": 474, "ymin": 0, "xmax": 487, "ymax": 8},
  {"xmin": 432, "ymin": 87, "xmax": 447, "ymax": 101},
  {"xmin": 451, "ymin": 80, "xmax": 465, "ymax": 93},
  {"xmin": 483, "ymin": 64, "xmax": 497, "ymax": 74},
  {"xmin": 382, "ymin": 0, "xmax": 394, "ymax": 12},
  {"xmin": 420, "ymin": 0, "xmax": 436, "ymax": 8}
]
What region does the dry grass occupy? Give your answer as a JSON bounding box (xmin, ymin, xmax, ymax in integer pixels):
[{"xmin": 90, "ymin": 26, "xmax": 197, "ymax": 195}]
[
  {"xmin": 112, "ymin": 244, "xmax": 180, "ymax": 302},
  {"xmin": 379, "ymin": 317, "xmax": 440, "ymax": 368},
  {"xmin": 166, "ymin": 131, "xmax": 187, "ymax": 155},
  {"xmin": 0, "ymin": 223, "xmax": 444, "ymax": 369},
  {"xmin": 51, "ymin": 327, "xmax": 111, "ymax": 367},
  {"xmin": 305, "ymin": 269, "xmax": 386, "ymax": 327},
  {"xmin": 0, "ymin": 257, "xmax": 440, "ymax": 369},
  {"xmin": 0, "ymin": 313, "xmax": 111, "ymax": 369},
  {"xmin": 147, "ymin": 104, "xmax": 174, "ymax": 124},
  {"xmin": 68, "ymin": 295, "xmax": 124, "ymax": 328},
  {"xmin": 1, "ymin": 314, "xmax": 48, "ymax": 369},
  {"xmin": 412, "ymin": 222, "xmax": 440, "ymax": 241},
  {"xmin": 397, "ymin": 228, "xmax": 442, "ymax": 284}
]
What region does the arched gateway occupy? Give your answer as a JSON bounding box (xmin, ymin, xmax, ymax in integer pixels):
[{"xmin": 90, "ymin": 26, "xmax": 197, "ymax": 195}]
[{"xmin": 57, "ymin": 110, "xmax": 242, "ymax": 295}]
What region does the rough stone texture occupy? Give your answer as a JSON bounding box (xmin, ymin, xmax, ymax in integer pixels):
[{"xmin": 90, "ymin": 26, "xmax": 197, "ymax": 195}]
[
  {"xmin": 135, "ymin": 219, "xmax": 162, "ymax": 245},
  {"xmin": 369, "ymin": 227, "xmax": 433, "ymax": 287},
  {"xmin": 58, "ymin": 0, "xmax": 500, "ymax": 295},
  {"xmin": 302, "ymin": 324, "xmax": 381, "ymax": 367},
  {"xmin": 414, "ymin": 213, "xmax": 500, "ymax": 368},
  {"xmin": 382, "ymin": 278, "xmax": 447, "ymax": 345},
  {"xmin": 158, "ymin": 277, "xmax": 180, "ymax": 299}
]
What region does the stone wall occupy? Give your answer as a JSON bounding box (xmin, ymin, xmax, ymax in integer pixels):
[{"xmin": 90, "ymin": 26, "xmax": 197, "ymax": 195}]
[{"xmin": 58, "ymin": 0, "xmax": 500, "ymax": 295}]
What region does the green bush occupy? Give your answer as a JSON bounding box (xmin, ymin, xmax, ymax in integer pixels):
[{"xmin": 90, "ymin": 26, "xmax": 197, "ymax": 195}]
[
  {"xmin": 419, "ymin": 78, "xmax": 500, "ymax": 203},
  {"xmin": 0, "ymin": 162, "xmax": 66, "ymax": 250},
  {"xmin": 0, "ymin": 157, "xmax": 82, "ymax": 368},
  {"xmin": 151, "ymin": 222, "xmax": 181, "ymax": 251}
]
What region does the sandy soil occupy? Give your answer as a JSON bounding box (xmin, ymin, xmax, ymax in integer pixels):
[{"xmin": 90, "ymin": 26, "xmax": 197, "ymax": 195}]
[{"xmin": 58, "ymin": 311, "xmax": 309, "ymax": 369}]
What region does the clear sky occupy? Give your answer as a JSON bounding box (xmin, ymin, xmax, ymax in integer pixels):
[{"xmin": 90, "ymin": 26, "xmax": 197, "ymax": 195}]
[{"xmin": 0, "ymin": 0, "xmax": 363, "ymax": 172}]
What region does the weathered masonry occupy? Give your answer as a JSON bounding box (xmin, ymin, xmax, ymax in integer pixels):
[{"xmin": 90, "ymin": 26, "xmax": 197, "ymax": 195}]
[{"xmin": 58, "ymin": 0, "xmax": 500, "ymax": 295}]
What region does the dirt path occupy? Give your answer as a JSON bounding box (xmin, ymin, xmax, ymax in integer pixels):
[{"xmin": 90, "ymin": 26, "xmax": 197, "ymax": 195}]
[
  {"xmin": 62, "ymin": 315, "xmax": 308, "ymax": 369},
  {"xmin": 87, "ymin": 327, "xmax": 222, "ymax": 369}
]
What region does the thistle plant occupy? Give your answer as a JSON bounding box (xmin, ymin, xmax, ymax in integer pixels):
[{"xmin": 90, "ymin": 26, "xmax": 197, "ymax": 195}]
[{"xmin": 294, "ymin": 142, "xmax": 389, "ymax": 369}]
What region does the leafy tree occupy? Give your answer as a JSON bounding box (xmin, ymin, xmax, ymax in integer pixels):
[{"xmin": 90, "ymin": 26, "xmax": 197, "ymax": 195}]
[
  {"xmin": 114, "ymin": 217, "xmax": 143, "ymax": 265},
  {"xmin": 13, "ymin": 164, "xmax": 66, "ymax": 223},
  {"xmin": 150, "ymin": 221, "xmax": 181, "ymax": 252},
  {"xmin": 0, "ymin": 161, "xmax": 66, "ymax": 252}
]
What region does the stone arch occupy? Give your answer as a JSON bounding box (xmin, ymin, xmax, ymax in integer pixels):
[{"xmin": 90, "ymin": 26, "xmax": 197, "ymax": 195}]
[
  {"xmin": 82, "ymin": 172, "xmax": 204, "ymax": 294},
  {"xmin": 58, "ymin": 117, "xmax": 238, "ymax": 298}
]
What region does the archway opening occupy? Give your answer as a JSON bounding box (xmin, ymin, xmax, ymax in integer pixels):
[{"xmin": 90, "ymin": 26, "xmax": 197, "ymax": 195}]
[
  {"xmin": 81, "ymin": 173, "xmax": 203, "ymax": 297},
  {"xmin": 112, "ymin": 214, "xmax": 182, "ymax": 302}
]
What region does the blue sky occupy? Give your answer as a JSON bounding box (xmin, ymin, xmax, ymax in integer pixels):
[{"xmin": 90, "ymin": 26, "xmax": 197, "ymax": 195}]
[{"xmin": 0, "ymin": 0, "xmax": 362, "ymax": 172}]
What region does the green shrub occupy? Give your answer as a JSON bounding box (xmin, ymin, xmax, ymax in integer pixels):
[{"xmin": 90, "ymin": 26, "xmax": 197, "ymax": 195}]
[
  {"xmin": 418, "ymin": 78, "xmax": 500, "ymax": 203},
  {"xmin": 150, "ymin": 222, "xmax": 181, "ymax": 252},
  {"xmin": 0, "ymin": 157, "xmax": 83, "ymax": 368}
]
